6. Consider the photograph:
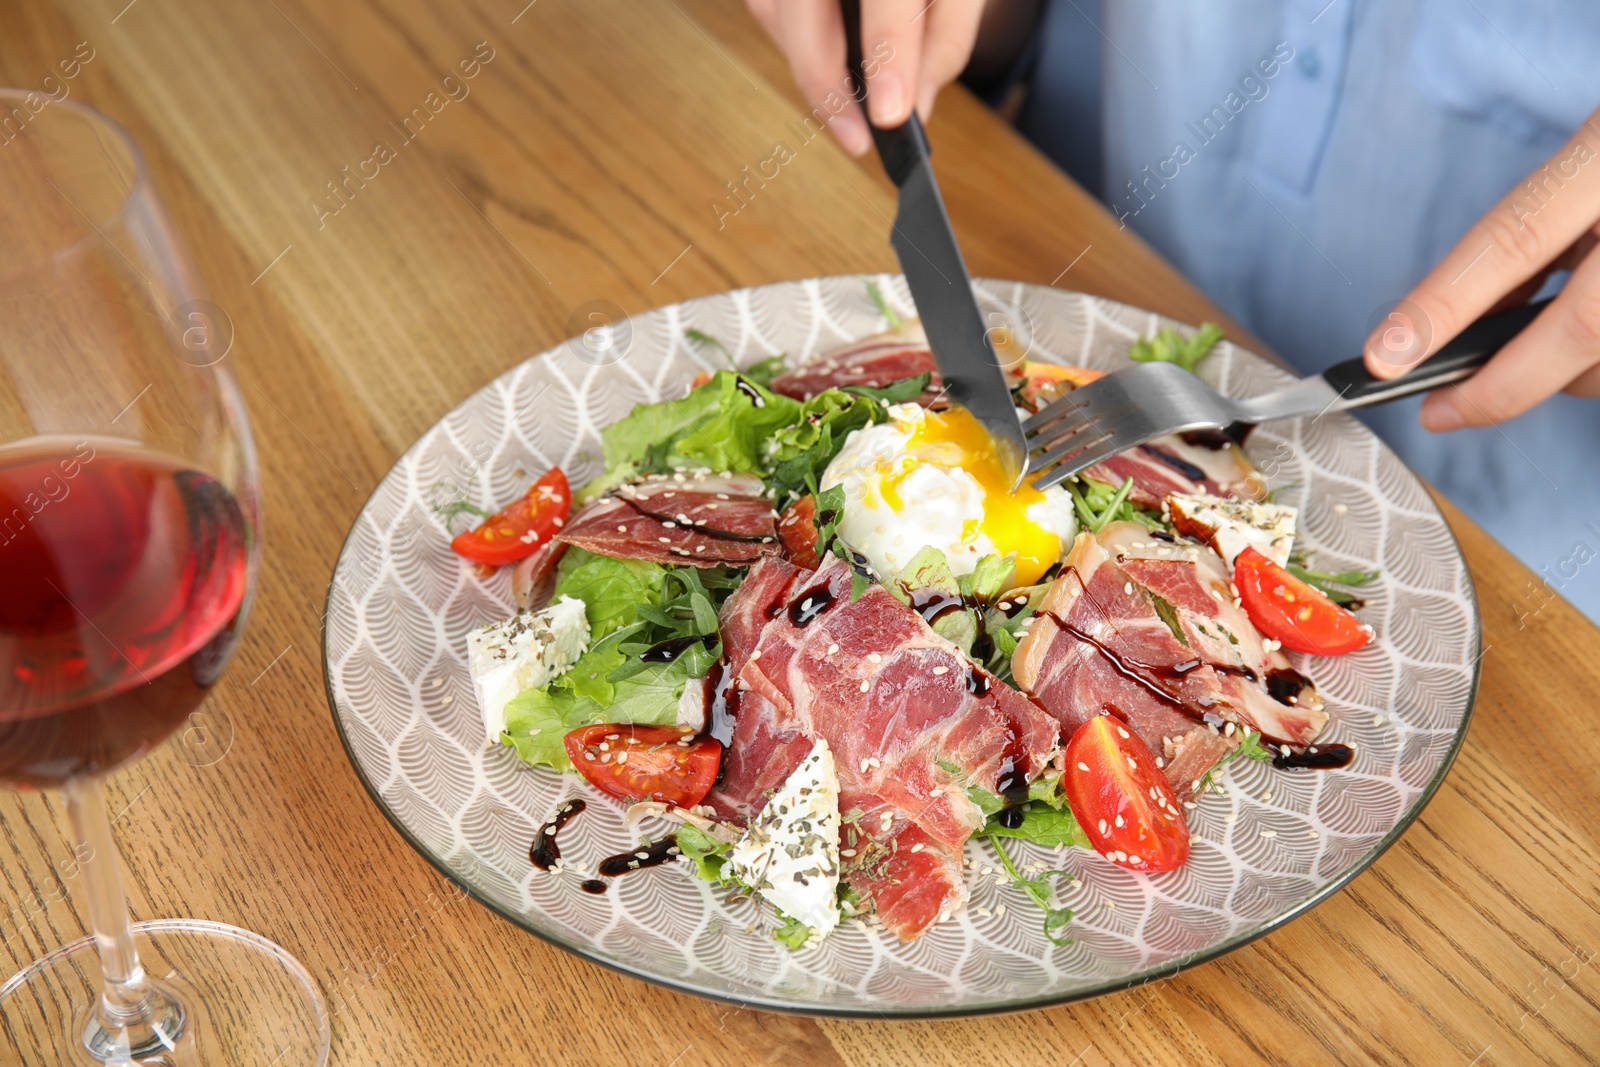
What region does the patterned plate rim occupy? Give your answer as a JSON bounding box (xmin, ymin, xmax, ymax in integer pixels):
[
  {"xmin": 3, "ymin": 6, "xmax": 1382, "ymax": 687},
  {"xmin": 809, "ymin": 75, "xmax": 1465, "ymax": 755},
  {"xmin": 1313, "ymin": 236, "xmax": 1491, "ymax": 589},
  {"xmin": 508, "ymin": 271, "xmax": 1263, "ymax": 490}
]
[{"xmin": 320, "ymin": 277, "xmax": 1482, "ymax": 1018}]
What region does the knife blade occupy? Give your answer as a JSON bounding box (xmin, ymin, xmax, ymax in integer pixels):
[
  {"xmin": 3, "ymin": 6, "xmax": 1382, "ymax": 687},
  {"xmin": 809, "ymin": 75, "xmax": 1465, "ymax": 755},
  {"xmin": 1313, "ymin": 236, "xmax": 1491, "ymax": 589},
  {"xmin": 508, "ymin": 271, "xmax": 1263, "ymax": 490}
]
[{"xmin": 841, "ymin": 0, "xmax": 1029, "ymax": 489}]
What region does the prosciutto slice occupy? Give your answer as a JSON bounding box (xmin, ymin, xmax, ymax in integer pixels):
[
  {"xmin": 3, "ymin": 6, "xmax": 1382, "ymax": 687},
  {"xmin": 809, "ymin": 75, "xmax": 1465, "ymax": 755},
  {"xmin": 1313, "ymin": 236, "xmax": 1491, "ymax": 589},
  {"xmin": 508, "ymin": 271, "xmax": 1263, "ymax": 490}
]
[
  {"xmin": 1084, "ymin": 432, "xmax": 1265, "ymax": 510},
  {"xmin": 1012, "ymin": 522, "xmax": 1325, "ymax": 795},
  {"xmin": 726, "ymin": 555, "xmax": 1061, "ymax": 940},
  {"xmin": 512, "ymin": 471, "xmax": 781, "ymax": 608},
  {"xmin": 769, "ymin": 325, "xmax": 944, "ymax": 405}
]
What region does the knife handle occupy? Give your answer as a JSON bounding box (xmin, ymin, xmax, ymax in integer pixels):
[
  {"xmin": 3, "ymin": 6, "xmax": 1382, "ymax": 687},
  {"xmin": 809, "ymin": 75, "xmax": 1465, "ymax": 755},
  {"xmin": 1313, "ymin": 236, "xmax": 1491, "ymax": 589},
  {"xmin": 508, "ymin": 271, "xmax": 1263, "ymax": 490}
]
[{"xmin": 840, "ymin": 0, "xmax": 929, "ymax": 187}]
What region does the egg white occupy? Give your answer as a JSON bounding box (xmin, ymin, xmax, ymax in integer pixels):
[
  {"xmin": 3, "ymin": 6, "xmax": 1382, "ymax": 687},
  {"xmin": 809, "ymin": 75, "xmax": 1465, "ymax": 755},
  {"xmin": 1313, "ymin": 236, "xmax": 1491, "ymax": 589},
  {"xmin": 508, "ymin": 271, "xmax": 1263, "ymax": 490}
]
[{"xmin": 820, "ymin": 403, "xmax": 1076, "ymax": 588}]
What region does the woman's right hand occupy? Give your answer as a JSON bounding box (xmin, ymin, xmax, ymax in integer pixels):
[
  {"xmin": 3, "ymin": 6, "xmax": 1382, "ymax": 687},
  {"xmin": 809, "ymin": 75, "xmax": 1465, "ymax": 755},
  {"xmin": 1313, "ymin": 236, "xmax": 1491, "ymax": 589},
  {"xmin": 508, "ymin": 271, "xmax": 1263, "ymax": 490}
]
[{"xmin": 745, "ymin": 0, "xmax": 986, "ymax": 155}]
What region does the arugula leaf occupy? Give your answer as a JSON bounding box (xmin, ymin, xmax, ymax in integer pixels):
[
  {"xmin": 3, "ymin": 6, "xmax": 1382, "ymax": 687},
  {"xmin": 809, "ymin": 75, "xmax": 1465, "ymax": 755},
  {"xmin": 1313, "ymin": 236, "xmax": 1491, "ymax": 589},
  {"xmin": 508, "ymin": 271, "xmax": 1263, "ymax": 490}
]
[
  {"xmin": 1128, "ymin": 321, "xmax": 1225, "ymax": 373},
  {"xmin": 773, "ymin": 910, "xmax": 814, "ymax": 950},
  {"xmin": 765, "ymin": 388, "xmax": 885, "ymax": 498},
  {"xmin": 742, "ymin": 354, "xmax": 789, "ymax": 387},
  {"xmin": 1147, "ymin": 590, "xmax": 1189, "ymax": 647},
  {"xmin": 987, "ymin": 837, "xmax": 1076, "ymax": 946},
  {"xmin": 812, "ymin": 483, "xmax": 847, "ymax": 559},
  {"xmin": 1195, "ymin": 727, "xmax": 1274, "ymax": 794},
  {"xmin": 1068, "ymin": 475, "xmax": 1165, "ymax": 533},
  {"xmin": 841, "ymin": 372, "xmax": 931, "ymax": 404},
  {"xmin": 684, "ymin": 327, "xmax": 737, "ymax": 369},
  {"xmin": 674, "ymin": 824, "xmax": 733, "ymax": 882},
  {"xmin": 866, "ymin": 278, "xmax": 902, "ymax": 330},
  {"xmin": 1288, "ymin": 563, "xmax": 1380, "ymax": 606}
]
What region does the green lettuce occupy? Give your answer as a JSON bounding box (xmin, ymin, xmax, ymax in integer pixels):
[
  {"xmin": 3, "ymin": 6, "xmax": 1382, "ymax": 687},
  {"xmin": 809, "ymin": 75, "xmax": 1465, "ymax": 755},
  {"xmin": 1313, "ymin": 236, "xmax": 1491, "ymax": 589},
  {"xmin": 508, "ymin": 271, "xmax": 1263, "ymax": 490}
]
[
  {"xmin": 673, "ymin": 824, "xmax": 733, "ymax": 882},
  {"xmin": 601, "ymin": 370, "xmax": 801, "ymax": 474},
  {"xmin": 553, "ymin": 550, "xmax": 669, "ymax": 638},
  {"xmin": 1128, "ymin": 321, "xmax": 1224, "ymax": 373},
  {"xmin": 772, "ymin": 911, "xmax": 813, "ymax": 950},
  {"xmin": 765, "ymin": 388, "xmax": 885, "ymax": 498}
]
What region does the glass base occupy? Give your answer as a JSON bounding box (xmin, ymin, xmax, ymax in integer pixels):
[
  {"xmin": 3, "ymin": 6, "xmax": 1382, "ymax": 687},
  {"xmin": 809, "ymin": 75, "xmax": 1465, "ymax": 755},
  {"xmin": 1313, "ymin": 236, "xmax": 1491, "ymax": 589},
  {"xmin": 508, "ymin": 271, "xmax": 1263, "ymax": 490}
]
[{"xmin": 0, "ymin": 919, "xmax": 328, "ymax": 1066}]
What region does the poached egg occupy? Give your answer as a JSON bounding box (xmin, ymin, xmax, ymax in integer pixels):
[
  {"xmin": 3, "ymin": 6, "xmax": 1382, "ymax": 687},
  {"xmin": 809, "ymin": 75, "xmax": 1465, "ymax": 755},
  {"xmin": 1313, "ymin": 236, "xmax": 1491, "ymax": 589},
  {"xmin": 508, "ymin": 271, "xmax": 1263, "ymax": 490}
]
[{"xmin": 820, "ymin": 403, "xmax": 1076, "ymax": 588}]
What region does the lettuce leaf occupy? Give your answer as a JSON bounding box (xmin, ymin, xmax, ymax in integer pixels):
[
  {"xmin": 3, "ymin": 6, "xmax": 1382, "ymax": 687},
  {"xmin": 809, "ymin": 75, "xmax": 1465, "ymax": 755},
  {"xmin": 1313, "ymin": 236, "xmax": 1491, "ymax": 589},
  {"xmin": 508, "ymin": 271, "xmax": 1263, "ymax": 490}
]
[
  {"xmin": 773, "ymin": 911, "xmax": 813, "ymax": 949},
  {"xmin": 765, "ymin": 388, "xmax": 884, "ymax": 498},
  {"xmin": 601, "ymin": 370, "xmax": 802, "ymax": 475},
  {"xmin": 674, "ymin": 824, "xmax": 733, "ymax": 882},
  {"xmin": 1128, "ymin": 321, "xmax": 1224, "ymax": 373},
  {"xmin": 501, "ymin": 641, "xmax": 695, "ymax": 771},
  {"xmin": 553, "ymin": 550, "xmax": 669, "ymax": 639}
]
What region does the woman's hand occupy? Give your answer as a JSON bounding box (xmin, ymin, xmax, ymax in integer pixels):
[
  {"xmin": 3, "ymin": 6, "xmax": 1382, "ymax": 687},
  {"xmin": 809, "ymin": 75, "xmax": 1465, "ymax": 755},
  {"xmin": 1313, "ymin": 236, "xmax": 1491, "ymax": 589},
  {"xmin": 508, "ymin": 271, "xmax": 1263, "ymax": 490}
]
[
  {"xmin": 1363, "ymin": 108, "xmax": 1600, "ymax": 430},
  {"xmin": 745, "ymin": 0, "xmax": 986, "ymax": 155}
]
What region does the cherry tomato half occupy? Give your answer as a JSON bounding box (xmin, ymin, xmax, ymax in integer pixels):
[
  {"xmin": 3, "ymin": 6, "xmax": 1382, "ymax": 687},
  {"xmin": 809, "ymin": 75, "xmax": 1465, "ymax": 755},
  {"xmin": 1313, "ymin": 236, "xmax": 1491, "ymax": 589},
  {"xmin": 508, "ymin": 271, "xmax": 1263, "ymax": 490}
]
[
  {"xmin": 1234, "ymin": 547, "xmax": 1374, "ymax": 656},
  {"xmin": 449, "ymin": 467, "xmax": 570, "ymax": 568},
  {"xmin": 1063, "ymin": 714, "xmax": 1190, "ymax": 872},
  {"xmin": 776, "ymin": 495, "xmax": 821, "ymax": 569},
  {"xmin": 565, "ymin": 723, "xmax": 721, "ymax": 807}
]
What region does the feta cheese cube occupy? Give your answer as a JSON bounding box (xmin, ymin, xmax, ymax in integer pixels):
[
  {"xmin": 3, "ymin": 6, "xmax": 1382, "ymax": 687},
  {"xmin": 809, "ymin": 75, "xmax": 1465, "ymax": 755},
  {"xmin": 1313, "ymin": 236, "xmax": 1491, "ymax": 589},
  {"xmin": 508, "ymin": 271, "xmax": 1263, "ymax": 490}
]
[
  {"xmin": 727, "ymin": 738, "xmax": 841, "ymax": 940},
  {"xmin": 467, "ymin": 595, "xmax": 589, "ymax": 741},
  {"xmin": 1166, "ymin": 492, "xmax": 1296, "ymax": 568}
]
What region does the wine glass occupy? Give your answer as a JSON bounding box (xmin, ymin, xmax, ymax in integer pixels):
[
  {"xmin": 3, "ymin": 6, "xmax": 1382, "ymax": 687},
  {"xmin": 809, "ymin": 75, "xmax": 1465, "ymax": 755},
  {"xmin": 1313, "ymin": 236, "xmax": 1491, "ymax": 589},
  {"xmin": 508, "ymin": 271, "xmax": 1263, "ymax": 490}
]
[{"xmin": 0, "ymin": 93, "xmax": 328, "ymax": 1063}]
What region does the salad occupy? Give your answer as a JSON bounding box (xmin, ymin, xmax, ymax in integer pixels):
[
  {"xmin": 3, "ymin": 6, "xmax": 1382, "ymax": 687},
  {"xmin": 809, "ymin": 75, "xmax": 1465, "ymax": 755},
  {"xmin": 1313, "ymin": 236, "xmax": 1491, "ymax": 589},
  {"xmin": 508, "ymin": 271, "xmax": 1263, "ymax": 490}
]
[{"xmin": 447, "ymin": 291, "xmax": 1377, "ymax": 948}]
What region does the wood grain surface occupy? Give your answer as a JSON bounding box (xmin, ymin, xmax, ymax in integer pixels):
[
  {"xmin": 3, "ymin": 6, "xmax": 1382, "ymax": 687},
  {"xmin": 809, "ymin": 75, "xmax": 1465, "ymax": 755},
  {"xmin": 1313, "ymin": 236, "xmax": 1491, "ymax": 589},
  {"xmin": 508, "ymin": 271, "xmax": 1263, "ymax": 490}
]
[{"xmin": 1, "ymin": 1, "xmax": 1597, "ymax": 1063}]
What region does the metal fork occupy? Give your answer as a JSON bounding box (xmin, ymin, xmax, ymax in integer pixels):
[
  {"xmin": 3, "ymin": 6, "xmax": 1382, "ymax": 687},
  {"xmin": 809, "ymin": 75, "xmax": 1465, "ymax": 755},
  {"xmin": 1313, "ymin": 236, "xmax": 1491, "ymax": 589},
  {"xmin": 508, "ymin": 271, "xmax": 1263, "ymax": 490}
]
[{"xmin": 1025, "ymin": 298, "xmax": 1550, "ymax": 490}]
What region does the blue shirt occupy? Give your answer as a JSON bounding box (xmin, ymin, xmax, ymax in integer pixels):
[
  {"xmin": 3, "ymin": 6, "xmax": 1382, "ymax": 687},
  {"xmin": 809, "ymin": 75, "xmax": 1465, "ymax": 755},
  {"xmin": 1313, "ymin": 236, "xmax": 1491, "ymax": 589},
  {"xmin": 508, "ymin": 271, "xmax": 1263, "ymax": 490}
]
[{"xmin": 1018, "ymin": 0, "xmax": 1600, "ymax": 622}]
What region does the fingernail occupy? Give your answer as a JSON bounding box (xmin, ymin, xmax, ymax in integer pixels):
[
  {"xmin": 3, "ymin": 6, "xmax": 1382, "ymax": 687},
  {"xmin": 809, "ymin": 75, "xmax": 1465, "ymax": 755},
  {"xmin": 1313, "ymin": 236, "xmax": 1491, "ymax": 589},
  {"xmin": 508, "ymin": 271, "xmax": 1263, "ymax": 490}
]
[
  {"xmin": 830, "ymin": 112, "xmax": 871, "ymax": 156},
  {"xmin": 1421, "ymin": 393, "xmax": 1465, "ymax": 432},
  {"xmin": 868, "ymin": 71, "xmax": 908, "ymax": 127}
]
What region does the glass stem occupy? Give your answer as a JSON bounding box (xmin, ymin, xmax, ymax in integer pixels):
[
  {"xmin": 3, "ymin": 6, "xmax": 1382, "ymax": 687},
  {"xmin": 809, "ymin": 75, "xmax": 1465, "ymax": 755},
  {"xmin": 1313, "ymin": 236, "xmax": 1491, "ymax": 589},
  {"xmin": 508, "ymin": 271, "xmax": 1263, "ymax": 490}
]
[{"xmin": 62, "ymin": 776, "xmax": 158, "ymax": 1030}]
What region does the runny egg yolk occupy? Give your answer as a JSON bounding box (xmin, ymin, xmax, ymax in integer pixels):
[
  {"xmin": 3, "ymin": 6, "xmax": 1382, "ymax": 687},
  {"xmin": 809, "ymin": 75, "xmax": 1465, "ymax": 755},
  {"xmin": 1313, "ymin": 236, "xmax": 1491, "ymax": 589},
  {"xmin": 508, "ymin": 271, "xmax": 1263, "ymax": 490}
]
[{"xmin": 878, "ymin": 405, "xmax": 1061, "ymax": 586}]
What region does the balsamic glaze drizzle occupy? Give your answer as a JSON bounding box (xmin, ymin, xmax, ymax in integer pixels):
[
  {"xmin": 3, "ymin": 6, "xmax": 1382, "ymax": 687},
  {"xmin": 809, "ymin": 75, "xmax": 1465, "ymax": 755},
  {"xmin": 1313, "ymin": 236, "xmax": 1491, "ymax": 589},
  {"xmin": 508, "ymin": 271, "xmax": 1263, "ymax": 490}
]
[{"xmin": 529, "ymin": 799, "xmax": 587, "ymax": 870}]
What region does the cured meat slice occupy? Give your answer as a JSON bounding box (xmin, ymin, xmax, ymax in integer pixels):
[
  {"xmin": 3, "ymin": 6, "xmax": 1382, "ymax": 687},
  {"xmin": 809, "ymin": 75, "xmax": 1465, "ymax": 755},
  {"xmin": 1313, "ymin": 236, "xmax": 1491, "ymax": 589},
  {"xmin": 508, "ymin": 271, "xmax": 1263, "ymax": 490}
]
[
  {"xmin": 769, "ymin": 326, "xmax": 944, "ymax": 404},
  {"xmin": 1012, "ymin": 522, "xmax": 1327, "ymax": 794},
  {"xmin": 512, "ymin": 474, "xmax": 783, "ymax": 607},
  {"xmin": 552, "ymin": 496, "xmax": 776, "ymax": 566},
  {"xmin": 733, "ymin": 555, "xmax": 1060, "ymax": 939},
  {"xmin": 1084, "ymin": 433, "xmax": 1265, "ymax": 510},
  {"xmin": 618, "ymin": 478, "xmax": 778, "ymax": 540},
  {"xmin": 836, "ymin": 793, "xmax": 966, "ymax": 941},
  {"xmin": 702, "ymin": 692, "xmax": 809, "ymax": 823}
]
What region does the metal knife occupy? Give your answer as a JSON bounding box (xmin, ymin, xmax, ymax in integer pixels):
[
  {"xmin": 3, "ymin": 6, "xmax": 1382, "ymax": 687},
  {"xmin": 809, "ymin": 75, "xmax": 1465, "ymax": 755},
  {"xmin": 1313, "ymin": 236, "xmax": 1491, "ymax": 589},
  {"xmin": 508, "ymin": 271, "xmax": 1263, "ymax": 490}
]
[{"xmin": 841, "ymin": 0, "xmax": 1029, "ymax": 488}]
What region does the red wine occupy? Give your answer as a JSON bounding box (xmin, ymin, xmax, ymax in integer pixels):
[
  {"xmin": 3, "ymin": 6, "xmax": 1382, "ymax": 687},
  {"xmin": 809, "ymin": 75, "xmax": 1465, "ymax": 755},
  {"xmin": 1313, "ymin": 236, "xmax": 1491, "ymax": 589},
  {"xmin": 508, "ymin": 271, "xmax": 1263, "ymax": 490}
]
[{"xmin": 0, "ymin": 438, "xmax": 251, "ymax": 786}]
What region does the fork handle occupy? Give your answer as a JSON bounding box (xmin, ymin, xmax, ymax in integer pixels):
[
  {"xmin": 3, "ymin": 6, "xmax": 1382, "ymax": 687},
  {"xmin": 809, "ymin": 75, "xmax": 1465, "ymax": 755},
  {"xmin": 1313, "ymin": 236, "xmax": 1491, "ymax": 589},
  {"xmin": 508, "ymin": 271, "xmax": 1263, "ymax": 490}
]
[{"xmin": 1319, "ymin": 297, "xmax": 1552, "ymax": 408}]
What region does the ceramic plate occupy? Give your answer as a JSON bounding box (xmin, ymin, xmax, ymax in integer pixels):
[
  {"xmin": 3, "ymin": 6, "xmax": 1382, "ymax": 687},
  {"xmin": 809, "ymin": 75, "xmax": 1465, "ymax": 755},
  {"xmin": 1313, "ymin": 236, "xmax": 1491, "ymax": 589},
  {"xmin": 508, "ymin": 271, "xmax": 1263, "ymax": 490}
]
[{"xmin": 322, "ymin": 277, "xmax": 1479, "ymax": 1016}]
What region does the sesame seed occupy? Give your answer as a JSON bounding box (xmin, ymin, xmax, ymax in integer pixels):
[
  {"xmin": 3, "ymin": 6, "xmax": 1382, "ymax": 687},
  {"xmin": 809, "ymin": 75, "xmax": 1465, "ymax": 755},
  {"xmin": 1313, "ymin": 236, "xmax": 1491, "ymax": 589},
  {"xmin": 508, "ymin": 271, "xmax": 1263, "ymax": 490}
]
[
  {"xmin": 1114, "ymin": 814, "xmax": 1124, "ymax": 827},
  {"xmin": 932, "ymin": 666, "xmax": 949, "ymax": 675},
  {"xmin": 1117, "ymin": 726, "xmax": 1130, "ymax": 739},
  {"xmin": 663, "ymin": 521, "xmax": 677, "ymax": 529},
  {"xmin": 911, "ymin": 842, "xmax": 925, "ymax": 853},
  {"xmin": 1261, "ymin": 791, "xmax": 1271, "ymax": 801},
  {"xmin": 868, "ymin": 652, "xmax": 882, "ymax": 663},
  {"xmin": 859, "ymin": 758, "xmax": 871, "ymax": 772},
  {"xmin": 1224, "ymin": 722, "xmax": 1236, "ymax": 737},
  {"xmin": 1126, "ymin": 756, "xmax": 1137, "ymax": 770},
  {"xmin": 1259, "ymin": 829, "xmax": 1277, "ymax": 838},
  {"xmin": 658, "ymin": 536, "xmax": 672, "ymax": 543},
  {"xmin": 1332, "ymin": 503, "xmax": 1347, "ymax": 513},
  {"xmin": 827, "ymin": 643, "xmax": 839, "ymax": 655},
  {"xmin": 440, "ymin": 696, "xmax": 453, "ymax": 706},
  {"xmin": 859, "ymin": 680, "xmax": 870, "ymax": 692},
  {"xmin": 1077, "ymin": 761, "xmax": 1090, "ymax": 772},
  {"xmin": 1098, "ymin": 819, "xmax": 1108, "ymax": 834},
  {"xmin": 1155, "ymin": 757, "xmax": 1165, "ymax": 768},
  {"xmin": 1373, "ymin": 714, "xmax": 1387, "ymax": 726},
  {"xmin": 1124, "ymin": 582, "xmax": 1133, "ymax": 595}
]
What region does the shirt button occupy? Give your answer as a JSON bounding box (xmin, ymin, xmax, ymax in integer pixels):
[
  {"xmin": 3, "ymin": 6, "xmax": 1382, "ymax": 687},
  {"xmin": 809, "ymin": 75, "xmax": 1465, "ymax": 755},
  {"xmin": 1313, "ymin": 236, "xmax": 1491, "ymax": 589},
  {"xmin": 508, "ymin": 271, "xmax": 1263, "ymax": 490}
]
[{"xmin": 1296, "ymin": 48, "xmax": 1321, "ymax": 78}]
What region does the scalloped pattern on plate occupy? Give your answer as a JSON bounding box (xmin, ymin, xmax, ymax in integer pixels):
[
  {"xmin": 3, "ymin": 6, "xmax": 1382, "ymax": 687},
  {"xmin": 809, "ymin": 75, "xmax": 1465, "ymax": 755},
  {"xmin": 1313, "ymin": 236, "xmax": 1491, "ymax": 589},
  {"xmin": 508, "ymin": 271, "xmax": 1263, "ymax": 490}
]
[{"xmin": 323, "ymin": 277, "xmax": 1479, "ymax": 1015}]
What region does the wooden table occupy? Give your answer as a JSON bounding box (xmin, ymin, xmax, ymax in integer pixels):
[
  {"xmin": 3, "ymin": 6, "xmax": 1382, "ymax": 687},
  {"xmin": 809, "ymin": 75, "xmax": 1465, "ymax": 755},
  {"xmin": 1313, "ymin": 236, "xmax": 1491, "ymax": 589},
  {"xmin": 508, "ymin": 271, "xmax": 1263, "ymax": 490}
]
[{"xmin": 3, "ymin": 1, "xmax": 1597, "ymax": 1063}]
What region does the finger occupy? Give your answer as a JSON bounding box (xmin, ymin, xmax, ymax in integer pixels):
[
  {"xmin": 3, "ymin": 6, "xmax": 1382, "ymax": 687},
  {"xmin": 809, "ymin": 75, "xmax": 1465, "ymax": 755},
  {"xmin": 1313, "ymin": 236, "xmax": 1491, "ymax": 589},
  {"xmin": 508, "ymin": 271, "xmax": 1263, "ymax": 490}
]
[
  {"xmin": 915, "ymin": 0, "xmax": 985, "ymax": 120},
  {"xmin": 860, "ymin": 0, "xmax": 929, "ymax": 127},
  {"xmin": 744, "ymin": 0, "xmax": 778, "ymax": 36},
  {"xmin": 776, "ymin": 0, "xmax": 871, "ymax": 155},
  {"xmin": 1364, "ymin": 111, "xmax": 1600, "ymax": 379},
  {"xmin": 1419, "ymin": 240, "xmax": 1600, "ymax": 429},
  {"xmin": 1565, "ymin": 361, "xmax": 1600, "ymax": 396}
]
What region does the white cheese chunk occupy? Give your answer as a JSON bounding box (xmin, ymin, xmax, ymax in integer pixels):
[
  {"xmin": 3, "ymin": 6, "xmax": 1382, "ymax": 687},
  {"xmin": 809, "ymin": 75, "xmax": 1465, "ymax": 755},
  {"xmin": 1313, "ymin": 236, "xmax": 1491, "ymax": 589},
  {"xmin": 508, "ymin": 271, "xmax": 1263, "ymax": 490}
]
[
  {"xmin": 727, "ymin": 738, "xmax": 841, "ymax": 940},
  {"xmin": 467, "ymin": 595, "xmax": 589, "ymax": 741},
  {"xmin": 1166, "ymin": 492, "xmax": 1297, "ymax": 568}
]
